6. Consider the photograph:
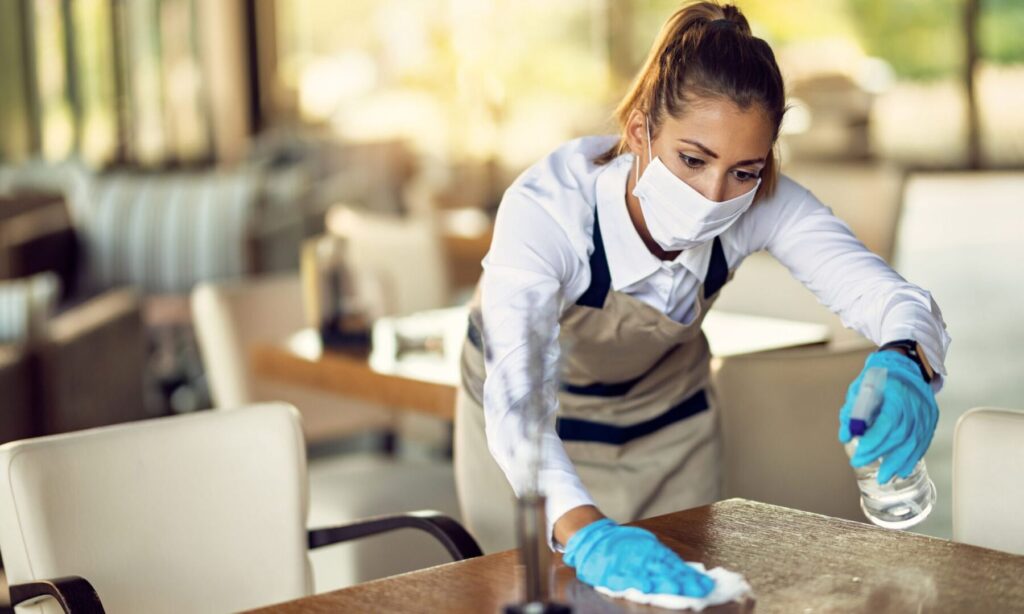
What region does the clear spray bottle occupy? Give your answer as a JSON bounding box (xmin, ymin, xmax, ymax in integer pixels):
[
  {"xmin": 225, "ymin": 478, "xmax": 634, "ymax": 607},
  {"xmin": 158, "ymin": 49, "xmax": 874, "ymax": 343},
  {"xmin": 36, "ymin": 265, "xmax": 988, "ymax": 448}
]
[{"xmin": 845, "ymin": 367, "xmax": 937, "ymax": 529}]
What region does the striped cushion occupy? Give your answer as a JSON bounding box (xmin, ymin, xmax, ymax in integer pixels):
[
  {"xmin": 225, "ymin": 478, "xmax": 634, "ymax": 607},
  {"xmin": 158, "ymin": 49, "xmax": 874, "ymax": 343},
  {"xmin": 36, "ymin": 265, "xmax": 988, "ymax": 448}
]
[
  {"xmin": 0, "ymin": 272, "xmax": 60, "ymax": 343},
  {"xmin": 83, "ymin": 171, "xmax": 259, "ymax": 293}
]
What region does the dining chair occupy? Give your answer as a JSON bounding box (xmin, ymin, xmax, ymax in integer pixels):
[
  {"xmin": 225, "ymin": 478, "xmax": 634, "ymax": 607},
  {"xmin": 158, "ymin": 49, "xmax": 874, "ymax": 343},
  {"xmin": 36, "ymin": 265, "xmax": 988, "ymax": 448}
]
[
  {"xmin": 953, "ymin": 406, "xmax": 1024, "ymax": 555},
  {"xmin": 0, "ymin": 403, "xmax": 481, "ymax": 613},
  {"xmin": 190, "ymin": 276, "xmax": 464, "ymax": 591},
  {"xmin": 712, "ymin": 340, "xmax": 874, "ymax": 522},
  {"xmin": 324, "ymin": 205, "xmax": 451, "ymax": 317},
  {"xmin": 191, "ymin": 273, "xmax": 395, "ymax": 445}
]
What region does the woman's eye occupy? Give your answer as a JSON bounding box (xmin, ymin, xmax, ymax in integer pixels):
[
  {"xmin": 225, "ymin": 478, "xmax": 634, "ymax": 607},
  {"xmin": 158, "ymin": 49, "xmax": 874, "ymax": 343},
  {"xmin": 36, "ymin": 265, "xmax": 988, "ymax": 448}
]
[
  {"xmin": 733, "ymin": 169, "xmax": 759, "ymax": 182},
  {"xmin": 679, "ymin": 154, "xmax": 704, "ymax": 169}
]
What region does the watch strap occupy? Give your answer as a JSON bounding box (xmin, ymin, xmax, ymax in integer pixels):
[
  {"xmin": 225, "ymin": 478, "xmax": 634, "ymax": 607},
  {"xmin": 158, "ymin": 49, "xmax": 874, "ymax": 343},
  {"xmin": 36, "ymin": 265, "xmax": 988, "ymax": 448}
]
[{"xmin": 879, "ymin": 339, "xmax": 934, "ymax": 383}]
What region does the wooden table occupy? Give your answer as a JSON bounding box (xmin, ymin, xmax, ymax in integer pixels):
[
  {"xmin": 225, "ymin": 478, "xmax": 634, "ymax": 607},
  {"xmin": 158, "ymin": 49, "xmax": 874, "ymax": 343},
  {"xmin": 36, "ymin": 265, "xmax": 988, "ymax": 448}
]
[
  {"xmin": 251, "ymin": 308, "xmax": 831, "ymax": 422},
  {"xmin": 245, "ymin": 498, "xmax": 1024, "ymax": 613}
]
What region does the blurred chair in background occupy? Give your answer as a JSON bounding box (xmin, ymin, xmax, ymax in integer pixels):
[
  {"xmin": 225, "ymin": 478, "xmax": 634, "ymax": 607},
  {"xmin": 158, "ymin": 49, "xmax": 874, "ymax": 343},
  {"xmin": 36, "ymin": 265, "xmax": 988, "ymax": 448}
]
[
  {"xmin": 0, "ymin": 404, "xmax": 480, "ymax": 614},
  {"xmin": 30, "ymin": 288, "xmax": 147, "ymax": 436},
  {"xmin": 1, "ymin": 159, "xmax": 318, "ymax": 415},
  {"xmin": 326, "ymin": 206, "xmax": 451, "ymax": 317},
  {"xmin": 713, "ymin": 161, "xmax": 905, "ymax": 346},
  {"xmin": 712, "ymin": 341, "xmax": 873, "ymax": 522},
  {"xmin": 0, "ymin": 193, "xmax": 150, "ymax": 441},
  {"xmin": 191, "ymin": 274, "xmax": 393, "ymax": 445},
  {"xmin": 0, "ymin": 193, "xmax": 78, "ymax": 298},
  {"xmin": 323, "ymin": 206, "xmax": 457, "ymax": 455},
  {"xmin": 190, "ymin": 275, "xmax": 464, "ymax": 591},
  {"xmin": 953, "ymin": 407, "xmax": 1024, "ymax": 555}
]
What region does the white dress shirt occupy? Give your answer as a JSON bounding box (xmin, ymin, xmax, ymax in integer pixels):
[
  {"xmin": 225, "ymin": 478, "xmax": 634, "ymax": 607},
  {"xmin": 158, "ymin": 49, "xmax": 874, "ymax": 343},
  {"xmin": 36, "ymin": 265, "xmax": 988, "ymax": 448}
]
[{"xmin": 477, "ymin": 135, "xmax": 951, "ymax": 546}]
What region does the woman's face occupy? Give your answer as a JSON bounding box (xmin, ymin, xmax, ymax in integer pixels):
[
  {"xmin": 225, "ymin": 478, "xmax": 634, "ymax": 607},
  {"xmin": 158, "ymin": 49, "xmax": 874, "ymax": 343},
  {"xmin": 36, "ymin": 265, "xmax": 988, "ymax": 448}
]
[{"xmin": 627, "ymin": 97, "xmax": 774, "ymax": 202}]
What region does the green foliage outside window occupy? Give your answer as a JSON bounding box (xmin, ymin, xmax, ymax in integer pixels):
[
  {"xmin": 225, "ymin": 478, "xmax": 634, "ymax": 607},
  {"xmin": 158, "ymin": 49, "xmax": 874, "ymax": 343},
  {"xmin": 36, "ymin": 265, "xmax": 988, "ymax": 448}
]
[{"xmin": 848, "ymin": 0, "xmax": 1024, "ymax": 79}]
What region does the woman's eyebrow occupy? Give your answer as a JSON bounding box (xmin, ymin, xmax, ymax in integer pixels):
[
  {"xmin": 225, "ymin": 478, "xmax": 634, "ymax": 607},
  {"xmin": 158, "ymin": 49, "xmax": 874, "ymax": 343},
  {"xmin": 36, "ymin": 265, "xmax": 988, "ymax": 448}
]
[{"xmin": 679, "ymin": 138, "xmax": 765, "ymax": 166}]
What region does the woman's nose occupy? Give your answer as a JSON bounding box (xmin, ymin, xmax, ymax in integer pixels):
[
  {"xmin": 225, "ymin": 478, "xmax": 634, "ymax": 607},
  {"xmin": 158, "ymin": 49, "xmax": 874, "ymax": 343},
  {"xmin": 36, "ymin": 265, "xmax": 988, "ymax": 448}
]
[{"xmin": 693, "ymin": 174, "xmax": 729, "ymax": 202}]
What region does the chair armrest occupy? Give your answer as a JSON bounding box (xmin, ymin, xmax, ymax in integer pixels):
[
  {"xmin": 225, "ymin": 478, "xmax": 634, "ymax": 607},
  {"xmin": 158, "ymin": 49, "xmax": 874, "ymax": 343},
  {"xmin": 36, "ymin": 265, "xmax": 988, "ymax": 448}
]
[
  {"xmin": 307, "ymin": 510, "xmax": 483, "ymax": 561},
  {"xmin": 35, "ymin": 288, "xmax": 148, "ymax": 434},
  {"xmin": 9, "ymin": 576, "xmax": 105, "ymax": 613},
  {"xmin": 0, "ymin": 194, "xmax": 78, "ymax": 297},
  {"xmin": 0, "ymin": 343, "xmax": 34, "ymax": 443}
]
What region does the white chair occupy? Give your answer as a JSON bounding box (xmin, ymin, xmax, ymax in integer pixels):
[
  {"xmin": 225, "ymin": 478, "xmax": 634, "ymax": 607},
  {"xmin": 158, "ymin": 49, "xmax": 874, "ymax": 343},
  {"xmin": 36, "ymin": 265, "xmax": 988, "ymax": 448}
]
[
  {"xmin": 325, "ymin": 206, "xmax": 451, "ymax": 316},
  {"xmin": 191, "ymin": 273, "xmax": 395, "ymax": 444},
  {"xmin": 0, "ymin": 404, "xmax": 480, "ymax": 614},
  {"xmin": 190, "ymin": 275, "xmax": 464, "ymax": 591},
  {"xmin": 953, "ymin": 407, "xmax": 1024, "ymax": 555},
  {"xmin": 712, "ymin": 341, "xmax": 874, "ymax": 522}
]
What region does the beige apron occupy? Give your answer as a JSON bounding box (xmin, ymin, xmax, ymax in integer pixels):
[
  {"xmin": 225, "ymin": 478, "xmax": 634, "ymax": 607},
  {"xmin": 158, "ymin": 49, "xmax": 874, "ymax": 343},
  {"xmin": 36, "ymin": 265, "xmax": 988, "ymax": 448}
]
[{"xmin": 455, "ymin": 198, "xmax": 735, "ymax": 554}]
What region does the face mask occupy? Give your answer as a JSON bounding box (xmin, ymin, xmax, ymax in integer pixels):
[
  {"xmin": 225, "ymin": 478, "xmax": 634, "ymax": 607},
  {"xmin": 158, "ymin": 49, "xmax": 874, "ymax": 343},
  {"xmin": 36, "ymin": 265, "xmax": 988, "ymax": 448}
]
[{"xmin": 632, "ymin": 117, "xmax": 761, "ymax": 251}]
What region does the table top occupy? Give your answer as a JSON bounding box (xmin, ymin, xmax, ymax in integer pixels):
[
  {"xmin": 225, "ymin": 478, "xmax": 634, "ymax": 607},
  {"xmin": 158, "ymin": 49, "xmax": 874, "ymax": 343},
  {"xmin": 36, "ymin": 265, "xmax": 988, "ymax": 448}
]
[
  {"xmin": 251, "ymin": 308, "xmax": 830, "ymax": 421},
  {"xmin": 246, "ymin": 498, "xmax": 1024, "ymax": 613}
]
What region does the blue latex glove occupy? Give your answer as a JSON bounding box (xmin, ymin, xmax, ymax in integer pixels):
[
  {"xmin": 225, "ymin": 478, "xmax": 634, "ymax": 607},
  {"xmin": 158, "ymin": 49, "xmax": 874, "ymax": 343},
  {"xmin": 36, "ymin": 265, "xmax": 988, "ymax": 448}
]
[
  {"xmin": 563, "ymin": 518, "xmax": 714, "ymax": 597},
  {"xmin": 838, "ymin": 350, "xmax": 939, "ymax": 484}
]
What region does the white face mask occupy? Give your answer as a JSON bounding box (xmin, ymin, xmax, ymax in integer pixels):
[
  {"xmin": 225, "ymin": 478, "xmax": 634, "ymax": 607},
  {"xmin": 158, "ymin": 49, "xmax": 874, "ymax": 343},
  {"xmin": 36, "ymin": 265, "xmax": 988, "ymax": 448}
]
[{"xmin": 632, "ymin": 117, "xmax": 761, "ymax": 252}]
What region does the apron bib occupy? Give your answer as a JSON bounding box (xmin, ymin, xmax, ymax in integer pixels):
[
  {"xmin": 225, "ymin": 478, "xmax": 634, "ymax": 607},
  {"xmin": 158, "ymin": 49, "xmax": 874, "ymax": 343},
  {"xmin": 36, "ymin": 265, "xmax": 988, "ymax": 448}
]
[{"xmin": 455, "ymin": 170, "xmax": 735, "ymax": 553}]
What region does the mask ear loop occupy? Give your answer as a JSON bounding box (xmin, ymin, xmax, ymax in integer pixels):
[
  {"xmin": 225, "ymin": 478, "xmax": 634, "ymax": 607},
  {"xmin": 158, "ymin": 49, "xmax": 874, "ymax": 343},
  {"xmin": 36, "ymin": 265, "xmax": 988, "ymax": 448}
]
[
  {"xmin": 646, "ymin": 114, "xmax": 653, "ymax": 164},
  {"xmin": 635, "ymin": 113, "xmax": 654, "ymax": 185}
]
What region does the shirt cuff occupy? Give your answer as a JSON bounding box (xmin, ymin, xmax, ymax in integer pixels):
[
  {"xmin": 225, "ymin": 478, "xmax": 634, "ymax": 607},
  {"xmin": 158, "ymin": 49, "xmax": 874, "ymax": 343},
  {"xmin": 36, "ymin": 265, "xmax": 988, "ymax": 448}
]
[
  {"xmin": 542, "ymin": 476, "xmax": 596, "ymax": 553},
  {"xmin": 879, "ymin": 299, "xmax": 951, "ymax": 392}
]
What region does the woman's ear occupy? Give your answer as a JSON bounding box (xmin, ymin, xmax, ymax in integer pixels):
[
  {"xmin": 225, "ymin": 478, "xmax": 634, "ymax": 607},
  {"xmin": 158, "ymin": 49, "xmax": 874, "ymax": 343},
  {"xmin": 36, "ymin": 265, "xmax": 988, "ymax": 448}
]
[{"xmin": 624, "ymin": 109, "xmax": 647, "ymax": 157}]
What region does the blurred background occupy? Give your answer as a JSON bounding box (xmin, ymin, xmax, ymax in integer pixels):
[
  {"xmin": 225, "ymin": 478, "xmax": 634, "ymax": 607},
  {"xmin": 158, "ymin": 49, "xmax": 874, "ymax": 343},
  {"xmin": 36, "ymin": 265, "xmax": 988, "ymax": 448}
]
[{"xmin": 1, "ymin": 0, "xmax": 1023, "ymax": 592}]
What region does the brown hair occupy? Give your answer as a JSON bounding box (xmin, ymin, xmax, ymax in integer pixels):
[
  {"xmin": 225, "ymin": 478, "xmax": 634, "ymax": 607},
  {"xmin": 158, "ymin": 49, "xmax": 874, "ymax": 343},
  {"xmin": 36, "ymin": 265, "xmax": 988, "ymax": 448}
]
[{"xmin": 595, "ymin": 1, "xmax": 787, "ymax": 198}]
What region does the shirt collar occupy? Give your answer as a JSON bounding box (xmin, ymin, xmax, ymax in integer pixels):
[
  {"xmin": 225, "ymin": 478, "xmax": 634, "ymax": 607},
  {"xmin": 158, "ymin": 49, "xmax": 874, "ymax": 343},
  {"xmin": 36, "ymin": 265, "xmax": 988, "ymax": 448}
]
[{"xmin": 595, "ymin": 154, "xmax": 714, "ymax": 291}]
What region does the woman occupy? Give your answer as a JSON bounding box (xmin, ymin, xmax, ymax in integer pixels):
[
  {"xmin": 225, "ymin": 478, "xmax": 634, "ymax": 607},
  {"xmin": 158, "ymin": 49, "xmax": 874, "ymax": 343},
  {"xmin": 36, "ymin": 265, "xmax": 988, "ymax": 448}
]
[{"xmin": 455, "ymin": 0, "xmax": 950, "ymax": 597}]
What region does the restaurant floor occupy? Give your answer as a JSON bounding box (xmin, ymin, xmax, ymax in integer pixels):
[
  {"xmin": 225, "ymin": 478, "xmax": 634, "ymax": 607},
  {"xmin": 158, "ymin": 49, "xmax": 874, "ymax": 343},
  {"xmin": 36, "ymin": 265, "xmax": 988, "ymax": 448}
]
[{"xmin": 894, "ymin": 172, "xmax": 1024, "ymax": 540}]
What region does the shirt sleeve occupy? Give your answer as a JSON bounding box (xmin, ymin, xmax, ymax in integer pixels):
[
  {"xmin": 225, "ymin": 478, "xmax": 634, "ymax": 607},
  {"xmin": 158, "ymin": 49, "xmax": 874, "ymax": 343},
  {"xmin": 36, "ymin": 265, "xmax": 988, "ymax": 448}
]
[
  {"xmin": 738, "ymin": 178, "xmax": 951, "ymax": 389},
  {"xmin": 477, "ymin": 189, "xmax": 596, "ymax": 551}
]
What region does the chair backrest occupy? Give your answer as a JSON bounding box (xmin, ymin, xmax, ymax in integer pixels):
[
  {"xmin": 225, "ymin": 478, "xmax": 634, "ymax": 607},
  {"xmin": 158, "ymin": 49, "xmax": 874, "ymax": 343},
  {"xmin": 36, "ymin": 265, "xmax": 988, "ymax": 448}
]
[
  {"xmin": 85, "ymin": 170, "xmax": 258, "ymax": 293},
  {"xmin": 191, "ymin": 274, "xmax": 306, "ymax": 407},
  {"xmin": 712, "ymin": 341, "xmax": 873, "ymax": 522},
  {"xmin": 0, "ymin": 403, "xmax": 313, "ymax": 614},
  {"xmin": 953, "ymin": 407, "xmax": 1024, "ymax": 555},
  {"xmin": 327, "ymin": 207, "xmax": 450, "ymax": 316},
  {"xmin": 783, "ymin": 162, "xmax": 905, "ymax": 262}
]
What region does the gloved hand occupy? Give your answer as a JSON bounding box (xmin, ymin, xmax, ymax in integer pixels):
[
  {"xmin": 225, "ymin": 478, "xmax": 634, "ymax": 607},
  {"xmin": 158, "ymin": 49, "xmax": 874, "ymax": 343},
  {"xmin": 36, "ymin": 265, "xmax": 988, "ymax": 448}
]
[
  {"xmin": 838, "ymin": 350, "xmax": 939, "ymax": 484},
  {"xmin": 562, "ymin": 518, "xmax": 715, "ymax": 597}
]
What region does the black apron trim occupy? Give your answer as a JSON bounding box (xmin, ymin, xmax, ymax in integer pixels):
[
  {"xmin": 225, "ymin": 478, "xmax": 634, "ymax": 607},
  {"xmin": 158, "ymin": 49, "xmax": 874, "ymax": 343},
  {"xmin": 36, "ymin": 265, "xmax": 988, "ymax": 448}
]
[
  {"xmin": 561, "ymin": 373, "xmax": 644, "ymax": 397},
  {"xmin": 575, "ymin": 214, "xmax": 611, "ymax": 308},
  {"xmin": 555, "ymin": 389, "xmax": 709, "ymax": 445},
  {"xmin": 703, "ymin": 237, "xmax": 728, "ymax": 299}
]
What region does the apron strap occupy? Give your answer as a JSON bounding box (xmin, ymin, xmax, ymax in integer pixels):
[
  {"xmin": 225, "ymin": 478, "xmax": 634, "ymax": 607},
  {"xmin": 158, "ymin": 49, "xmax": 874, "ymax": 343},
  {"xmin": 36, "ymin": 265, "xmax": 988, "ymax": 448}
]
[
  {"xmin": 703, "ymin": 237, "xmax": 729, "ymax": 299},
  {"xmin": 575, "ymin": 213, "xmax": 611, "ymax": 308}
]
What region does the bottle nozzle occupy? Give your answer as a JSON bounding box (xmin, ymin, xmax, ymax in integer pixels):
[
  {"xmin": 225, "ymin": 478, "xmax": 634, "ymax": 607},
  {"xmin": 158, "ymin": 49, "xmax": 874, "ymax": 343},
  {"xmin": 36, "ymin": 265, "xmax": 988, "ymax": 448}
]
[{"xmin": 849, "ymin": 367, "xmax": 887, "ymax": 437}]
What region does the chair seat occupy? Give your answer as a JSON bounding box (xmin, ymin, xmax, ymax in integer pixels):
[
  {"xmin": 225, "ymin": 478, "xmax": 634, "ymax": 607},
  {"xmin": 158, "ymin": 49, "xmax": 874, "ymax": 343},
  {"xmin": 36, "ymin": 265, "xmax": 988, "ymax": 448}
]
[{"xmin": 306, "ymin": 453, "xmax": 462, "ymax": 592}]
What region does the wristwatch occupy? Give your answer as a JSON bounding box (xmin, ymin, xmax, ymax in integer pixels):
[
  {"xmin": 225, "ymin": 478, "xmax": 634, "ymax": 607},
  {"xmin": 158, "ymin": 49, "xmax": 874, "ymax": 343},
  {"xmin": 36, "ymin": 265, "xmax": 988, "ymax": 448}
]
[{"xmin": 879, "ymin": 339, "xmax": 935, "ymax": 383}]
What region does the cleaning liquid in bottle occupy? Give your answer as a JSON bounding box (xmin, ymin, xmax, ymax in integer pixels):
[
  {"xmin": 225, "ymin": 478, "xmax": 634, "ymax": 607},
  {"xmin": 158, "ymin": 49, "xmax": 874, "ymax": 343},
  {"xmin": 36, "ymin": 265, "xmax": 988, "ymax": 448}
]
[{"xmin": 845, "ymin": 367, "xmax": 936, "ymax": 530}]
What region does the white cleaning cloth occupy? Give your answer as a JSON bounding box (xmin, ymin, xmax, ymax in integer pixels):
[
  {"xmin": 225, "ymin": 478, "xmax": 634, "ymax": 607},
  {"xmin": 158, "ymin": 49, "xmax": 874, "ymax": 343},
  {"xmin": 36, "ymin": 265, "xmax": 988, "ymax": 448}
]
[{"xmin": 595, "ymin": 563, "xmax": 752, "ymax": 611}]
